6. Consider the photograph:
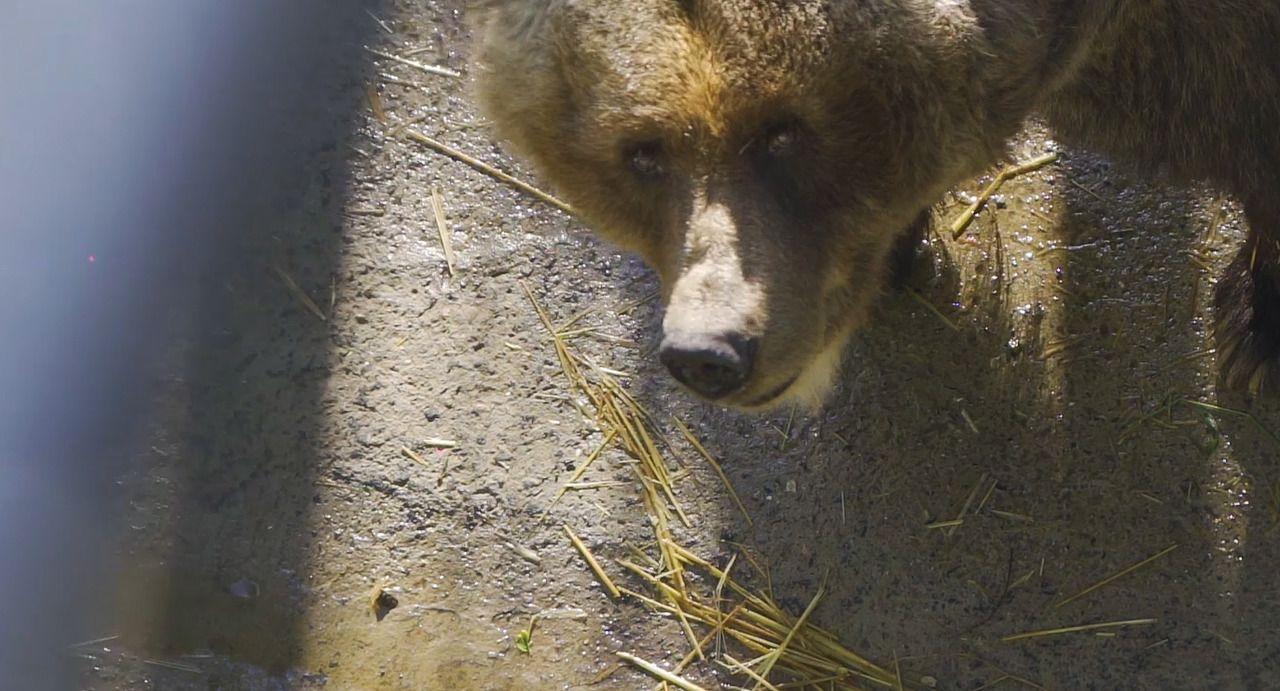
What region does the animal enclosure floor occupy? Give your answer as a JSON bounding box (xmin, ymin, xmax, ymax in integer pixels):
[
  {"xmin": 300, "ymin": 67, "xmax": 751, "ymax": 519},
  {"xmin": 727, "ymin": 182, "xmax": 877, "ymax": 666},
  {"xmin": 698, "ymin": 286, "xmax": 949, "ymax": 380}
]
[{"xmin": 79, "ymin": 2, "xmax": 1280, "ymax": 689}]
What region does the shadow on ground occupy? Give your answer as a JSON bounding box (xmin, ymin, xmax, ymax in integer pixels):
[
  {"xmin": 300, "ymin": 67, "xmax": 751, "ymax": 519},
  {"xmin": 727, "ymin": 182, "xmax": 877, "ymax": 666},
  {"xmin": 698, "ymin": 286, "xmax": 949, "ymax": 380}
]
[{"xmin": 95, "ymin": 1, "xmax": 384, "ymax": 685}]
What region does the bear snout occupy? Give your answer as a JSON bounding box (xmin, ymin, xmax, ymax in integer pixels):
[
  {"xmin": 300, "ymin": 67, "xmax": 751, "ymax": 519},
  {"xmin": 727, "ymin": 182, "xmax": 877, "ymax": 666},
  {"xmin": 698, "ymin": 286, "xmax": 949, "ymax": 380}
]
[{"xmin": 659, "ymin": 329, "xmax": 759, "ymax": 400}]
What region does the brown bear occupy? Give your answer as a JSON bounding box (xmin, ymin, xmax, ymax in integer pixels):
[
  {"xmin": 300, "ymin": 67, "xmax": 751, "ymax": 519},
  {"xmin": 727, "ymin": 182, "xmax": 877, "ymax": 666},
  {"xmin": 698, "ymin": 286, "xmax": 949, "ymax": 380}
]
[{"xmin": 470, "ymin": 0, "xmax": 1280, "ymax": 410}]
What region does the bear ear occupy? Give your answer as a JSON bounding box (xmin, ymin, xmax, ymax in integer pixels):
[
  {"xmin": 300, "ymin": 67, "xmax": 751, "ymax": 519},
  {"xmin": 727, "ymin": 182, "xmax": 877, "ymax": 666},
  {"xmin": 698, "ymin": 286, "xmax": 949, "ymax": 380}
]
[
  {"xmin": 469, "ymin": 0, "xmax": 558, "ymax": 37},
  {"xmin": 470, "ymin": 0, "xmax": 560, "ymax": 67},
  {"xmin": 470, "ymin": 0, "xmax": 567, "ymax": 161}
]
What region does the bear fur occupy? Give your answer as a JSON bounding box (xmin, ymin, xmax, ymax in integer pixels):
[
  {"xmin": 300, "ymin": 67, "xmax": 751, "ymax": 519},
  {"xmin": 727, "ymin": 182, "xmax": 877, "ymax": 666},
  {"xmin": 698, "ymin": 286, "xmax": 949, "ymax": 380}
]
[{"xmin": 471, "ymin": 0, "xmax": 1280, "ymax": 410}]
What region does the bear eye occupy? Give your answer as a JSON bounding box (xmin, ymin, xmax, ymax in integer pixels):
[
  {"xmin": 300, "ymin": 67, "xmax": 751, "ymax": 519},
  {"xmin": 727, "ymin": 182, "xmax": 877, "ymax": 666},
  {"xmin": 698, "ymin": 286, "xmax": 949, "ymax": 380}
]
[
  {"xmin": 764, "ymin": 122, "xmax": 801, "ymax": 155},
  {"xmin": 625, "ymin": 142, "xmax": 665, "ymax": 178}
]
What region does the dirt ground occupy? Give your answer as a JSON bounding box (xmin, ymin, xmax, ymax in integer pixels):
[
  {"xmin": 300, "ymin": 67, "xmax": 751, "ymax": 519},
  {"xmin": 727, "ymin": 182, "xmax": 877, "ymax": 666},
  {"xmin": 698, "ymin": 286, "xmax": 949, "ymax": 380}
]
[{"xmin": 77, "ymin": 1, "xmax": 1280, "ymax": 689}]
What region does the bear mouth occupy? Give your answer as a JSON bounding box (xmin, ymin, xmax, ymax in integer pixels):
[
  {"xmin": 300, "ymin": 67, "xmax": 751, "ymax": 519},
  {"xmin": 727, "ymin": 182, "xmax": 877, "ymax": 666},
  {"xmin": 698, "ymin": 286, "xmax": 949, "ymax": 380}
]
[{"xmin": 741, "ymin": 373, "xmax": 800, "ymax": 409}]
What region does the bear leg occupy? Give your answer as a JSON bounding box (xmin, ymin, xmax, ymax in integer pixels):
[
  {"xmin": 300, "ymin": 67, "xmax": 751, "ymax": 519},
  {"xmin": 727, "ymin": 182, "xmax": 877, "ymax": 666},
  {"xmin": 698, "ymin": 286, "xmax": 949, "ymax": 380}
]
[{"xmin": 1214, "ymin": 196, "xmax": 1280, "ymax": 393}]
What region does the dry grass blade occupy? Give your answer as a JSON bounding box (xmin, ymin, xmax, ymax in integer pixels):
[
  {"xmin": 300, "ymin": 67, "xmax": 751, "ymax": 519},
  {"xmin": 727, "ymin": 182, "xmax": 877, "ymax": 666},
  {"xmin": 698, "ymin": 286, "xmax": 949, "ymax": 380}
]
[
  {"xmin": 564, "ymin": 525, "xmax": 622, "ymax": 599},
  {"xmin": 944, "ymin": 472, "xmax": 989, "ymax": 537},
  {"xmin": 364, "ymin": 9, "xmax": 394, "ymax": 34},
  {"xmin": 551, "ymin": 429, "xmax": 619, "ymax": 506},
  {"xmin": 1055, "ymin": 544, "xmax": 1178, "ymax": 608},
  {"xmin": 506, "ymin": 541, "xmax": 542, "ymax": 566},
  {"xmin": 273, "ymin": 266, "xmax": 327, "ymax": 321},
  {"xmin": 672, "ymin": 416, "xmax": 754, "ymax": 526},
  {"xmin": 401, "ymin": 447, "xmax": 428, "ymax": 466},
  {"xmin": 405, "ymin": 131, "xmax": 574, "ymax": 215},
  {"xmin": 591, "ymin": 663, "xmax": 626, "ymax": 685},
  {"xmin": 366, "ymin": 85, "xmax": 386, "ymax": 122},
  {"xmin": 69, "ymin": 634, "xmax": 120, "ymax": 649},
  {"xmin": 1003, "ymin": 618, "xmax": 1157, "ymax": 642},
  {"xmin": 905, "ymin": 288, "xmax": 959, "ymax": 331},
  {"xmin": 430, "ymin": 186, "xmax": 456, "ymax": 277},
  {"xmin": 721, "ymin": 654, "xmax": 784, "ymax": 691},
  {"xmin": 1122, "ymin": 397, "xmax": 1280, "ymax": 449},
  {"xmin": 750, "ymin": 573, "xmax": 827, "ymax": 685},
  {"xmin": 364, "ymin": 46, "xmax": 461, "ymax": 78},
  {"xmin": 563, "ymin": 481, "xmax": 626, "ymax": 490},
  {"xmin": 951, "ymin": 151, "xmax": 1059, "ymax": 239},
  {"xmin": 1178, "ymin": 399, "xmax": 1280, "ymax": 448},
  {"xmin": 617, "ymin": 652, "xmax": 710, "ymax": 691},
  {"xmin": 142, "ymin": 659, "xmax": 202, "ymax": 674}
]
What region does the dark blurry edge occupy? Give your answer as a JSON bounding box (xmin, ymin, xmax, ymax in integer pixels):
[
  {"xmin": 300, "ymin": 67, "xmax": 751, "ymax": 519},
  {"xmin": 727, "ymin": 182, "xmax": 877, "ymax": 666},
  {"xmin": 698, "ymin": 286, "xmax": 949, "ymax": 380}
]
[{"xmin": 0, "ymin": 1, "xmax": 384, "ymax": 688}]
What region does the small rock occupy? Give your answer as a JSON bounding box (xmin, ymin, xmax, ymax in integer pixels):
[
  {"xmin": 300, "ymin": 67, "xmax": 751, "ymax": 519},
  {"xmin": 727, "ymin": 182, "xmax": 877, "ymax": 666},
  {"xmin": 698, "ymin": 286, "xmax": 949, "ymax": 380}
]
[{"xmin": 227, "ymin": 579, "xmax": 260, "ymax": 600}]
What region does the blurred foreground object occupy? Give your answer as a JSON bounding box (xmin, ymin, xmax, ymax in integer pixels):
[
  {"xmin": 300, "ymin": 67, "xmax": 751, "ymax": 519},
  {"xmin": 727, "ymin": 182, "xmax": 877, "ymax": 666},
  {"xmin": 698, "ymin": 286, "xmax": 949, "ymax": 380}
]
[{"xmin": 0, "ymin": 1, "xmax": 366, "ymax": 688}]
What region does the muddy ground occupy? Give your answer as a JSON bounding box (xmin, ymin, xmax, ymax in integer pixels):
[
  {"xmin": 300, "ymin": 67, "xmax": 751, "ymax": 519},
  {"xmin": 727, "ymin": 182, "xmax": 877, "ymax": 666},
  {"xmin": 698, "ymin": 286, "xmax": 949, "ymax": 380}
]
[{"xmin": 77, "ymin": 1, "xmax": 1280, "ymax": 689}]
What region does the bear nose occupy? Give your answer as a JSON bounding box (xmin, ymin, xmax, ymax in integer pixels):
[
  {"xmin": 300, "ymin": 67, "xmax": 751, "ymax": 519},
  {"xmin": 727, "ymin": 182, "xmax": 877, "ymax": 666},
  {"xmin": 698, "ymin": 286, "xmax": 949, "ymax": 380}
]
[{"xmin": 659, "ymin": 332, "xmax": 757, "ymax": 400}]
